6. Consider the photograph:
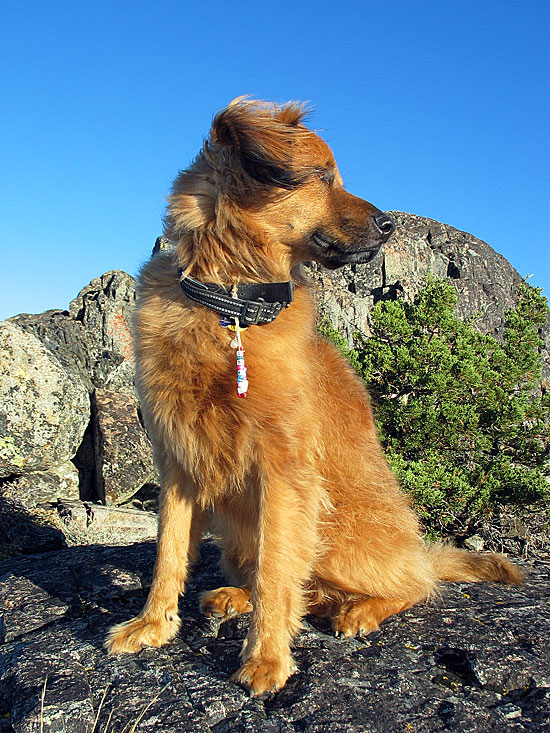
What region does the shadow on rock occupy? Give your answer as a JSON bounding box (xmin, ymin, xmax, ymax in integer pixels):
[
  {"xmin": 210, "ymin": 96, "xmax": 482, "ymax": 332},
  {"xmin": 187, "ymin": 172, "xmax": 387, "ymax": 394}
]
[{"xmin": 0, "ymin": 538, "xmax": 549, "ymax": 731}]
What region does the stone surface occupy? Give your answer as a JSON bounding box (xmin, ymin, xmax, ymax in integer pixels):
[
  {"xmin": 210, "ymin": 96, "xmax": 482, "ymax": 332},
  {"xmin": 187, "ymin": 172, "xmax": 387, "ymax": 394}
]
[
  {"xmin": 0, "ymin": 322, "xmax": 89, "ymax": 478},
  {"xmin": 54, "ymin": 499, "xmax": 158, "ymax": 544},
  {"xmin": 10, "ymin": 270, "xmax": 137, "ymax": 394},
  {"xmin": 0, "ymin": 541, "xmax": 548, "ymax": 731},
  {"xmin": 2, "ymin": 461, "xmax": 80, "ymax": 508},
  {"xmin": 92, "ymin": 388, "xmax": 156, "ymax": 504},
  {"xmin": 307, "ymin": 211, "xmax": 550, "ymax": 375},
  {"xmin": 0, "ymin": 574, "xmax": 69, "ymax": 643},
  {"xmin": 0, "ymin": 496, "xmax": 66, "ymax": 559},
  {"xmin": 69, "ymin": 270, "xmax": 137, "ymax": 393}
]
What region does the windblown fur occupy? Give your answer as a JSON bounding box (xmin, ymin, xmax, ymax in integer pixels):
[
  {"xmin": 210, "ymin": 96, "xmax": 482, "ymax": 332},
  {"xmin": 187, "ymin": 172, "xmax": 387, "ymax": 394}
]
[{"xmin": 106, "ymin": 98, "xmax": 523, "ymax": 695}]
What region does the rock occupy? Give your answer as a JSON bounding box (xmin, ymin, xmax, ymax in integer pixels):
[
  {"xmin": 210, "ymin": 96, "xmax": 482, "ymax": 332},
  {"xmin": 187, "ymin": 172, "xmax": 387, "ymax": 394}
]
[
  {"xmin": 0, "ymin": 574, "xmax": 69, "ymax": 643},
  {"xmin": 155, "ymin": 214, "xmax": 550, "ymax": 374},
  {"xmin": 8, "ymin": 308, "xmax": 94, "ymax": 391},
  {"xmin": 464, "ymin": 535, "xmax": 485, "ymax": 552},
  {"xmin": 10, "ymin": 270, "xmax": 137, "ymax": 394},
  {"xmin": 0, "ymin": 495, "xmax": 66, "ymax": 558},
  {"xmin": 2, "ymin": 461, "xmax": 80, "ymax": 508},
  {"xmin": 0, "ymin": 322, "xmax": 89, "ymax": 478},
  {"xmin": 307, "ymin": 211, "xmax": 550, "ymax": 375},
  {"xmin": 0, "ymin": 541, "xmax": 548, "ymax": 731},
  {"xmin": 120, "ymin": 481, "xmax": 160, "ymax": 513},
  {"xmin": 72, "ymin": 423, "xmax": 96, "ymax": 501},
  {"xmin": 69, "ymin": 270, "xmax": 137, "ymax": 393},
  {"xmin": 92, "ymin": 388, "xmax": 156, "ymax": 504},
  {"xmin": 54, "ymin": 499, "xmax": 157, "ymax": 544},
  {"xmin": 1, "ymin": 637, "xmax": 95, "ymax": 732}
]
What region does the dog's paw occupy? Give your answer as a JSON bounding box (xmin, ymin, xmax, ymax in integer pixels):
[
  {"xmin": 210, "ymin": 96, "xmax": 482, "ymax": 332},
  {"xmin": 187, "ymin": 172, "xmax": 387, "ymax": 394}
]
[
  {"xmin": 105, "ymin": 612, "xmax": 180, "ymax": 654},
  {"xmin": 332, "ymin": 599, "xmax": 380, "ymax": 638},
  {"xmin": 200, "ymin": 586, "xmax": 253, "ymax": 621},
  {"xmin": 231, "ymin": 656, "xmax": 296, "ymax": 696}
]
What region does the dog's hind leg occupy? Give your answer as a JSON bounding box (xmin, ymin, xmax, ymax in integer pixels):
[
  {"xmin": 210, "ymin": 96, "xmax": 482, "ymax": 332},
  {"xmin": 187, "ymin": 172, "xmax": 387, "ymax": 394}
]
[
  {"xmin": 332, "ymin": 596, "xmax": 413, "ymax": 637},
  {"xmin": 105, "ymin": 459, "xmax": 204, "ymax": 654},
  {"xmin": 200, "ymin": 586, "xmax": 253, "ymax": 620}
]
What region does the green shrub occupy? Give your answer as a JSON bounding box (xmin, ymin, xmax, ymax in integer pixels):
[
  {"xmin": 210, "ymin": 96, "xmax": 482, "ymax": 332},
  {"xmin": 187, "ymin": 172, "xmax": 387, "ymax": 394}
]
[{"xmin": 320, "ymin": 278, "xmax": 550, "ymax": 534}]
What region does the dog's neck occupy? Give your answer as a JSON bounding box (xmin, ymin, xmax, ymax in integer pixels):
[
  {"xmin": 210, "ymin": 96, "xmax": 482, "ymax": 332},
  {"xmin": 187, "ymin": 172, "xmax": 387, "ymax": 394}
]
[
  {"xmin": 168, "ymin": 223, "xmax": 294, "ymax": 285},
  {"xmin": 177, "ymin": 271, "xmax": 295, "ymax": 326},
  {"xmin": 154, "ymin": 236, "xmax": 296, "ymax": 326}
]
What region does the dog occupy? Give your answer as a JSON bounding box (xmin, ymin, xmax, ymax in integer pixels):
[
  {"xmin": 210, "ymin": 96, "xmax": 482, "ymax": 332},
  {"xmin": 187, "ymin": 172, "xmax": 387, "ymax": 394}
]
[{"xmin": 106, "ymin": 98, "xmax": 523, "ymax": 695}]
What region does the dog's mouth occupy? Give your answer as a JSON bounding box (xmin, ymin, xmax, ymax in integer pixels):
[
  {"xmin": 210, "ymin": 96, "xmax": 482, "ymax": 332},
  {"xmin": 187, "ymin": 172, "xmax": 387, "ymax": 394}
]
[{"xmin": 310, "ymin": 231, "xmax": 383, "ymax": 270}]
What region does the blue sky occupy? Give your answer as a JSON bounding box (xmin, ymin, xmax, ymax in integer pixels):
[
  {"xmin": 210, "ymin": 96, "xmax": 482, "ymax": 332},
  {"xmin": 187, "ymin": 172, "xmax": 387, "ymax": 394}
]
[{"xmin": 1, "ymin": 0, "xmax": 548, "ymax": 320}]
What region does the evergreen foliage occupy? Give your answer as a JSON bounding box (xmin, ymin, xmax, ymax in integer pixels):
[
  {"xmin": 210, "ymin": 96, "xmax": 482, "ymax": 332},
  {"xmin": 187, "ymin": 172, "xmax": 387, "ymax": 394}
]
[{"xmin": 320, "ymin": 278, "xmax": 550, "ymax": 534}]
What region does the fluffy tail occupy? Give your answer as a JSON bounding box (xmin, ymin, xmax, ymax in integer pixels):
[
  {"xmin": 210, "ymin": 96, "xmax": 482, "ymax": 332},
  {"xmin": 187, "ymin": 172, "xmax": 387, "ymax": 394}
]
[{"xmin": 428, "ymin": 542, "xmax": 524, "ymax": 585}]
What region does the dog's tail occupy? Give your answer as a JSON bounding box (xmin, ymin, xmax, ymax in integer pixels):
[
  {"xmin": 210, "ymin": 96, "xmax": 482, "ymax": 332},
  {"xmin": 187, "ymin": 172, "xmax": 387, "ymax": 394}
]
[{"xmin": 428, "ymin": 542, "xmax": 524, "ymax": 585}]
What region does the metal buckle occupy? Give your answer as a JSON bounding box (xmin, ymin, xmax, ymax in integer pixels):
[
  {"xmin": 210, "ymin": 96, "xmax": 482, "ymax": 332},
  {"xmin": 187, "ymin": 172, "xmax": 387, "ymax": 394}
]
[{"xmin": 241, "ymin": 301, "xmax": 263, "ymax": 325}]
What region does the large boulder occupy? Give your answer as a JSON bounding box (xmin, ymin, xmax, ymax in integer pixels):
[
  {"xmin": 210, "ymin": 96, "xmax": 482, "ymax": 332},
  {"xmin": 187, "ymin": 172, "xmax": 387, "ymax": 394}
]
[
  {"xmin": 0, "ymin": 322, "xmax": 89, "ymax": 478},
  {"xmin": 69, "ymin": 270, "xmax": 136, "ymax": 393},
  {"xmin": 7, "ymin": 272, "xmax": 141, "ymax": 504},
  {"xmin": 309, "ymin": 211, "xmax": 550, "ymax": 373}
]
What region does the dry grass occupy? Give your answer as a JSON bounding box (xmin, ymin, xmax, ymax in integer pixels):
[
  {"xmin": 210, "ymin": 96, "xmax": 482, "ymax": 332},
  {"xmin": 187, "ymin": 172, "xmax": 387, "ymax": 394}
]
[{"xmin": 38, "ymin": 677, "xmax": 168, "ymax": 733}]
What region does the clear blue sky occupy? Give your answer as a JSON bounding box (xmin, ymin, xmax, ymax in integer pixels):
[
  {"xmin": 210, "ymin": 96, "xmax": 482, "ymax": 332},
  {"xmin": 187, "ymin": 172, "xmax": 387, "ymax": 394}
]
[{"xmin": 1, "ymin": 0, "xmax": 548, "ymax": 320}]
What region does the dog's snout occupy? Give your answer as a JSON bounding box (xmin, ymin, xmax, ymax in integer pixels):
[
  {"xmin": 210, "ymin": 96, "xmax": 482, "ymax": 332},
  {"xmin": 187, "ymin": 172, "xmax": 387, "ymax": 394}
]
[{"xmin": 372, "ymin": 213, "xmax": 396, "ymax": 239}]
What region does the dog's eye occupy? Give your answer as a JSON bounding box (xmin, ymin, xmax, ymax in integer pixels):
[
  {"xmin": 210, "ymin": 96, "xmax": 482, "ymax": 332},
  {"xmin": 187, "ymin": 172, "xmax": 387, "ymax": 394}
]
[{"xmin": 318, "ymin": 170, "xmax": 334, "ymax": 185}]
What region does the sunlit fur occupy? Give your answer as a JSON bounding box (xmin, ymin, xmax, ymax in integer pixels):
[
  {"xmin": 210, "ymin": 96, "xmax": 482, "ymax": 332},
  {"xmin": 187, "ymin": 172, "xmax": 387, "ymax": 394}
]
[{"xmin": 105, "ymin": 98, "xmax": 523, "ymax": 696}]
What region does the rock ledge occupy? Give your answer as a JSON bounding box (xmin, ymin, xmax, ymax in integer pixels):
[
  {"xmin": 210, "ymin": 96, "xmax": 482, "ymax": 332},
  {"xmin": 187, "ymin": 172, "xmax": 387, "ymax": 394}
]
[{"xmin": 0, "ymin": 541, "xmax": 548, "ymax": 732}]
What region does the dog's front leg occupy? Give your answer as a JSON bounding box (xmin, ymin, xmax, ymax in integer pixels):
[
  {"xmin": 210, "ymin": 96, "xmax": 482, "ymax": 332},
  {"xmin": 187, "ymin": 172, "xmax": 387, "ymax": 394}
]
[
  {"xmin": 232, "ymin": 465, "xmax": 319, "ymax": 695},
  {"xmin": 105, "ymin": 461, "xmax": 203, "ymax": 653}
]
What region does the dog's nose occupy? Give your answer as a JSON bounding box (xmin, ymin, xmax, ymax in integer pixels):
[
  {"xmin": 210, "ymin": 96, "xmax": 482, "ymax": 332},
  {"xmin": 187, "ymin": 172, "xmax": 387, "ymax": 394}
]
[{"xmin": 372, "ymin": 213, "xmax": 396, "ymax": 239}]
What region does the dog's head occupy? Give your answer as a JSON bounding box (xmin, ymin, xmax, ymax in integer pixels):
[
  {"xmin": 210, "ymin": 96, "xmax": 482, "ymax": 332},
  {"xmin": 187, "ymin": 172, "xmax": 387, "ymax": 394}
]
[{"xmin": 167, "ymin": 98, "xmax": 394, "ymax": 276}]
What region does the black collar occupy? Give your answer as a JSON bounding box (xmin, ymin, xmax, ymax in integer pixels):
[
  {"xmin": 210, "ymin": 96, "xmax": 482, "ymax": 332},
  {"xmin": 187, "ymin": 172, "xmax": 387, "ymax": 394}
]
[{"xmin": 178, "ymin": 270, "xmax": 294, "ymax": 326}]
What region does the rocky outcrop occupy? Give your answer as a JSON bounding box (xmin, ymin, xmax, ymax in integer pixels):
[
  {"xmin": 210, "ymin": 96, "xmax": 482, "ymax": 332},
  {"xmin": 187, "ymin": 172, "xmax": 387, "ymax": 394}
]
[
  {"xmin": 4, "ymin": 272, "xmax": 151, "ymax": 507},
  {"xmin": 92, "ymin": 388, "xmax": 156, "ymax": 505},
  {"xmin": 309, "ymin": 212, "xmax": 550, "ymax": 374},
  {"xmin": 11, "ymin": 270, "xmax": 136, "ymax": 395},
  {"xmin": 0, "ymin": 540, "xmax": 548, "ymax": 731},
  {"xmin": 0, "ymin": 215, "xmax": 549, "ymax": 730},
  {"xmin": 1, "ymin": 213, "xmax": 548, "ymax": 519},
  {"xmin": 0, "ymin": 323, "xmax": 89, "ymax": 478}
]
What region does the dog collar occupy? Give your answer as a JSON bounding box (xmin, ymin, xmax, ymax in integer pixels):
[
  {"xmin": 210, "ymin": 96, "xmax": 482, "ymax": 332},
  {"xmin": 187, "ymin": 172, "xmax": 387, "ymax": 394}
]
[{"xmin": 178, "ymin": 269, "xmax": 294, "ymax": 326}]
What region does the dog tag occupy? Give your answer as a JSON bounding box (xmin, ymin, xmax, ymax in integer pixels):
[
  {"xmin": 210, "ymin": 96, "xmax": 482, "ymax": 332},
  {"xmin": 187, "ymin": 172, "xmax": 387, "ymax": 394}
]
[{"xmin": 230, "ymin": 337, "xmax": 239, "ymax": 349}]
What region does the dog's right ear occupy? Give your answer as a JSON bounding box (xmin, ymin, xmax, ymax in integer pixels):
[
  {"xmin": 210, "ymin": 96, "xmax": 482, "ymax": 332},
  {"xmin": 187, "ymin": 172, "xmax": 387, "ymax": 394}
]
[{"xmin": 210, "ymin": 98, "xmax": 309, "ymax": 193}]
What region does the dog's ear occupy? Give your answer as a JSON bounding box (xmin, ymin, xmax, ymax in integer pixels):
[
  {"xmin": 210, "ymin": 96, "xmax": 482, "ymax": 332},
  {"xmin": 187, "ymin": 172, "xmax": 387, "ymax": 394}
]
[
  {"xmin": 167, "ymin": 157, "xmax": 217, "ymax": 232},
  {"xmin": 210, "ymin": 99, "xmax": 309, "ymax": 191}
]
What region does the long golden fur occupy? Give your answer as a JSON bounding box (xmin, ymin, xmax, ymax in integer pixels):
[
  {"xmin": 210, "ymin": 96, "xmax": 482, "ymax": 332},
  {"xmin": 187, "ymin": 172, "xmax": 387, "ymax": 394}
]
[{"xmin": 106, "ymin": 98, "xmax": 523, "ymax": 695}]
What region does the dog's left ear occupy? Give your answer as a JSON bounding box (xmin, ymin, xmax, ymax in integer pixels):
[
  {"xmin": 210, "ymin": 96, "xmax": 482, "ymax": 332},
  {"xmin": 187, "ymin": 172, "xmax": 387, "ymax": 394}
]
[{"xmin": 210, "ymin": 99, "xmax": 309, "ymax": 192}]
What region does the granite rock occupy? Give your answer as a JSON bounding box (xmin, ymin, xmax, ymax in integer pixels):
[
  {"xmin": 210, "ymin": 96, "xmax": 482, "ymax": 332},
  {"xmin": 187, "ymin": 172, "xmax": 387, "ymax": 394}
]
[
  {"xmin": 54, "ymin": 499, "xmax": 158, "ymax": 545},
  {"xmin": 10, "ymin": 270, "xmax": 137, "ymax": 395},
  {"xmin": 92, "ymin": 388, "xmax": 155, "ymax": 505},
  {"xmin": 0, "ymin": 322, "xmax": 89, "ymax": 478},
  {"xmin": 2, "ymin": 461, "xmax": 80, "ymax": 508},
  {"xmin": 0, "ymin": 541, "xmax": 548, "ymax": 732},
  {"xmin": 309, "ymin": 212, "xmax": 550, "ymax": 376}
]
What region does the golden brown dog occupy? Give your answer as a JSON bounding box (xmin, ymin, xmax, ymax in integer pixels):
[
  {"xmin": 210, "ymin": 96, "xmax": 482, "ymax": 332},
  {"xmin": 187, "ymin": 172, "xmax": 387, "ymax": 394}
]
[{"xmin": 106, "ymin": 98, "xmax": 522, "ymax": 695}]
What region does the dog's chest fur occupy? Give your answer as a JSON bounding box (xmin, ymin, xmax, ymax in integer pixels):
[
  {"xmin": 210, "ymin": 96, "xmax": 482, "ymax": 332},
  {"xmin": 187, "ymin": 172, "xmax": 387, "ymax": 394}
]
[{"xmin": 134, "ymin": 260, "xmax": 319, "ymax": 502}]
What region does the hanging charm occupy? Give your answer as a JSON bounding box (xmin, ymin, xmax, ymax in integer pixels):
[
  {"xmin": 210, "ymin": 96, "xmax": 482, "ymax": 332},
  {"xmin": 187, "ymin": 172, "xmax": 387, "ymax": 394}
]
[{"xmin": 233, "ymin": 317, "xmax": 248, "ymax": 398}]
